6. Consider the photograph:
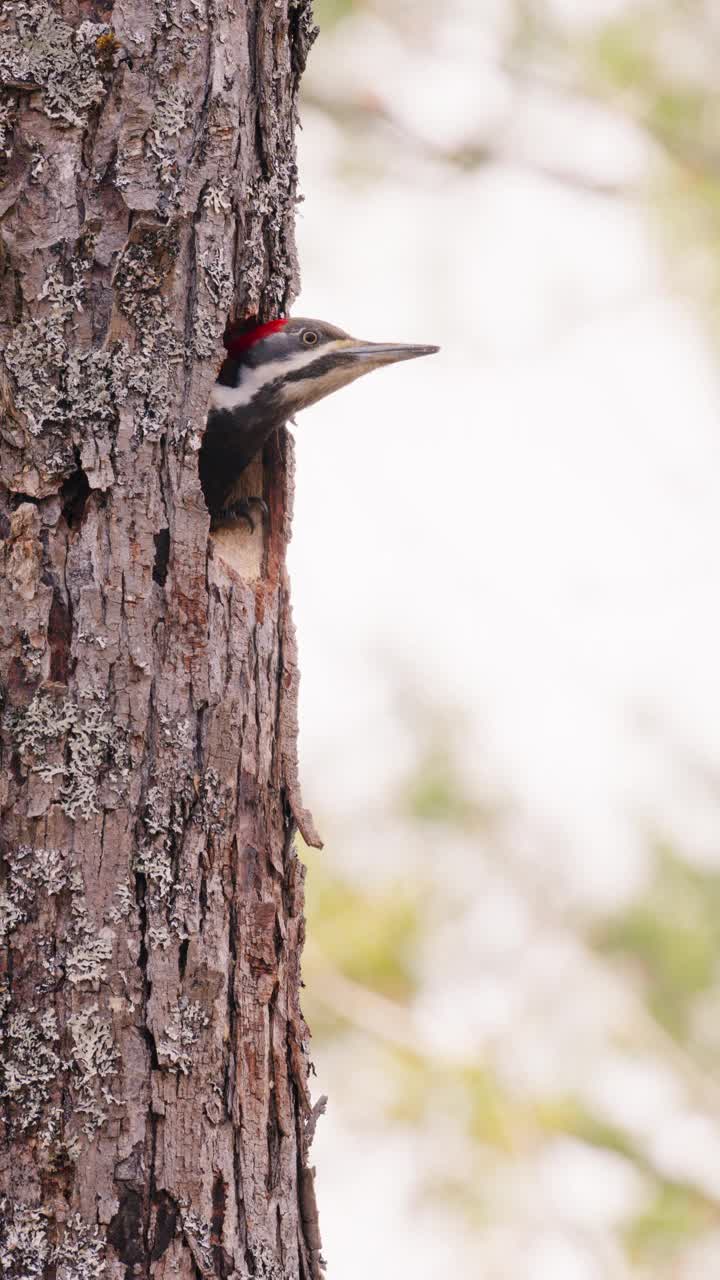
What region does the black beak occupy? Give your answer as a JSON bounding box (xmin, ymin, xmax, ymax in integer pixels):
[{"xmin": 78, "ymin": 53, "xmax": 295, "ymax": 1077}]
[{"xmin": 344, "ymin": 340, "xmax": 440, "ymax": 366}]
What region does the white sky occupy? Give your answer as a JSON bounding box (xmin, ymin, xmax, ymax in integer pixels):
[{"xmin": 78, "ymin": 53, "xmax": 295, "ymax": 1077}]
[{"xmin": 292, "ymin": 132, "xmax": 720, "ymax": 906}]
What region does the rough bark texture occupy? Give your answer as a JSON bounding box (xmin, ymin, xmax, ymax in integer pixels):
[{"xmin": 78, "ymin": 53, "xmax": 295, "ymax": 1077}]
[{"xmin": 0, "ymin": 2, "xmax": 325, "ymax": 1276}]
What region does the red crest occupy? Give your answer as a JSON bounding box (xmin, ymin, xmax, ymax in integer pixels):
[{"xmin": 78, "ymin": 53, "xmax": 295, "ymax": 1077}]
[{"xmin": 224, "ymin": 317, "xmax": 288, "ymax": 356}]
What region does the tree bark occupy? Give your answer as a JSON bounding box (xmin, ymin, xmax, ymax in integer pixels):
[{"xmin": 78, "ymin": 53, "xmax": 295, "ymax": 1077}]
[{"xmin": 0, "ymin": 3, "xmax": 324, "ymax": 1277}]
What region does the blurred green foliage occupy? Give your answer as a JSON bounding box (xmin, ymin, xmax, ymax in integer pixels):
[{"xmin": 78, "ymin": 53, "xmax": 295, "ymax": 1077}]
[
  {"xmin": 399, "ymin": 744, "xmax": 479, "ymax": 827},
  {"xmin": 595, "ymin": 848, "xmax": 720, "ymax": 1039},
  {"xmin": 304, "ymin": 723, "xmax": 720, "ymax": 1266},
  {"xmin": 304, "ymin": 849, "xmax": 423, "ymax": 1001},
  {"xmin": 535, "ymin": 1096, "xmax": 638, "ymax": 1161},
  {"xmin": 313, "ymin": 0, "xmax": 355, "ymax": 28},
  {"xmin": 392, "ymin": 694, "xmax": 503, "ymax": 830},
  {"xmin": 531, "ymin": 3, "xmax": 720, "ymax": 331},
  {"xmin": 588, "ymin": 17, "xmax": 659, "ymax": 95},
  {"xmin": 625, "ymin": 1181, "xmax": 718, "ymax": 1262},
  {"xmin": 418, "ymin": 1173, "xmax": 488, "ymax": 1226},
  {"xmin": 586, "ymin": 11, "xmax": 710, "ymax": 143},
  {"xmin": 384, "ymin": 1050, "xmax": 517, "ymax": 1150}
]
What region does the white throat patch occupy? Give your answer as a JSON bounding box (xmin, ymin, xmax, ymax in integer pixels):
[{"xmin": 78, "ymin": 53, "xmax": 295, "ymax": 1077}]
[{"xmin": 210, "ymin": 345, "xmax": 334, "ymax": 412}]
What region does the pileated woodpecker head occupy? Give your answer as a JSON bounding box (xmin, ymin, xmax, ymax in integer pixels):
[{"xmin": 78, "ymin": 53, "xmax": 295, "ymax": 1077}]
[
  {"xmin": 201, "ymin": 315, "xmax": 439, "ymax": 522},
  {"xmin": 211, "ymin": 316, "xmax": 439, "ymax": 421}
]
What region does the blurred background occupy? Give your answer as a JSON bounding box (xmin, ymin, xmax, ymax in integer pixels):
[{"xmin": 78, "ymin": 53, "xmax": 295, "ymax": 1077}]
[{"xmin": 288, "ymin": 2, "xmax": 720, "ymax": 1275}]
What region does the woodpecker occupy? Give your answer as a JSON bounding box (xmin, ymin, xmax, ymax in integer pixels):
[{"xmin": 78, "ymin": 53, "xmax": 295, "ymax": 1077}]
[{"xmin": 200, "ymin": 316, "xmax": 439, "ymax": 527}]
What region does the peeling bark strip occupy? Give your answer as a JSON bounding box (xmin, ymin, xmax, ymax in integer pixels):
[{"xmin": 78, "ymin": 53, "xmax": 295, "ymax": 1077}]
[{"xmin": 0, "ymin": 2, "xmax": 325, "ymax": 1277}]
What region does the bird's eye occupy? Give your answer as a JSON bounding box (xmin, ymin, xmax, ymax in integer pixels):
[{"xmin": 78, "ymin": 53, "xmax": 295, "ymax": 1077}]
[{"xmin": 302, "ymin": 330, "xmax": 319, "ymax": 347}]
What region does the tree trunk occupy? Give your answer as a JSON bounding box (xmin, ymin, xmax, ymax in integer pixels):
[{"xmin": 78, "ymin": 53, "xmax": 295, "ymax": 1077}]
[{"xmin": 0, "ymin": 3, "xmax": 325, "ymax": 1277}]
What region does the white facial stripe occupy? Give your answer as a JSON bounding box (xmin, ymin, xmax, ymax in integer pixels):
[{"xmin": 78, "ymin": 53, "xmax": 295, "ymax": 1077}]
[{"xmin": 210, "ymin": 343, "xmax": 340, "ymax": 412}]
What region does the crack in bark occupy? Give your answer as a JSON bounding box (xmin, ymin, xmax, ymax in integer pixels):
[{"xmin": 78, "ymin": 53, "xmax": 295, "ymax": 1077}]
[
  {"xmin": 152, "ymin": 528, "xmax": 171, "ymax": 587},
  {"xmin": 47, "ymin": 587, "xmax": 72, "ymax": 684}
]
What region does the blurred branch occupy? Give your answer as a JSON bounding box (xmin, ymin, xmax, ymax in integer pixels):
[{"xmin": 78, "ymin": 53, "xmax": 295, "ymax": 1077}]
[
  {"xmin": 501, "ymin": 54, "xmax": 720, "ymax": 183},
  {"xmin": 302, "ymin": 85, "xmax": 636, "ymax": 197},
  {"xmin": 305, "ymin": 937, "xmax": 429, "ymax": 1057},
  {"xmin": 307, "ymin": 939, "xmax": 720, "ymax": 1209},
  {"xmin": 305, "ymin": 42, "xmax": 720, "ymax": 197}
]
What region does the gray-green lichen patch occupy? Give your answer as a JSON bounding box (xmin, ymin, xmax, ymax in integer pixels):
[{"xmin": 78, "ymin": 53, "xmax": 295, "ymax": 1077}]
[
  {"xmin": 8, "ymin": 691, "xmax": 130, "ymax": 819},
  {"xmin": 112, "ymin": 232, "xmax": 184, "ymax": 440},
  {"xmin": 135, "ymin": 769, "xmax": 223, "ymax": 929},
  {"xmin": 0, "ymin": 845, "xmax": 120, "ymax": 1143},
  {"xmin": 151, "ymin": 83, "xmax": 191, "ymax": 143},
  {"xmin": 195, "ymin": 766, "xmax": 225, "ymax": 835},
  {"xmin": 53, "ymin": 1213, "xmax": 106, "ymax": 1280},
  {"xmin": 243, "ymin": 169, "xmax": 299, "ymax": 312},
  {"xmin": 135, "ymin": 837, "xmax": 178, "ymax": 901},
  {"xmin": 157, "ymin": 997, "xmax": 209, "ymax": 1074},
  {"xmin": 113, "ymin": 226, "xmax": 179, "ymax": 318},
  {"xmin": 202, "ymin": 175, "xmax": 231, "ymax": 215},
  {"xmin": 178, "ymin": 1200, "xmax": 213, "ymax": 1276},
  {"xmin": 0, "ymin": 1199, "xmax": 50, "ymax": 1279},
  {"xmin": 146, "ymin": 82, "xmax": 192, "ymax": 201},
  {"xmin": 201, "ymin": 245, "xmax": 233, "ymax": 310},
  {"xmin": 3, "ymin": 253, "xmax": 119, "ymax": 489},
  {"xmin": 0, "ymin": 1201, "xmax": 105, "ymax": 1280},
  {"xmin": 66, "ymin": 928, "xmax": 114, "ymax": 987},
  {"xmin": 69, "ymin": 1005, "xmax": 120, "ymax": 1137},
  {"xmin": 5, "ymin": 257, "xmax": 85, "ymax": 440},
  {"xmin": 134, "ymin": 751, "xmax": 196, "ymax": 940},
  {"xmin": 105, "ymin": 881, "xmax": 134, "ymax": 925},
  {"xmin": 151, "ymin": 0, "xmax": 205, "ymax": 70},
  {"xmin": 1, "ymin": 1008, "xmax": 62, "ymax": 1134},
  {"xmin": 0, "ymin": 843, "xmax": 70, "ymax": 942},
  {"xmin": 27, "ymin": 134, "xmax": 45, "ymax": 180},
  {"xmin": 252, "ymin": 1240, "xmax": 290, "ymax": 1280},
  {"xmin": 20, "ymin": 627, "xmax": 45, "ymax": 669},
  {"xmin": 148, "ymin": 921, "xmax": 172, "ymax": 949},
  {"xmin": 193, "ymin": 243, "xmax": 233, "ymax": 357},
  {"xmin": 0, "ymin": 890, "xmax": 24, "ymax": 941},
  {"xmin": 9, "ymin": 842, "xmax": 70, "ymax": 897},
  {"xmin": 1, "ymin": 844, "xmax": 114, "ymax": 984},
  {"xmin": 0, "ymin": 97, "xmax": 17, "ymax": 174},
  {"xmin": 135, "ymin": 760, "xmax": 194, "ymax": 898},
  {"xmin": 135, "ymin": 827, "xmax": 194, "ymax": 944},
  {"xmin": 134, "ymin": 717, "xmax": 227, "ymax": 941},
  {"xmin": 0, "ymin": 3, "xmax": 112, "ymax": 128},
  {"xmin": 191, "ymin": 309, "xmax": 218, "ymax": 360}
]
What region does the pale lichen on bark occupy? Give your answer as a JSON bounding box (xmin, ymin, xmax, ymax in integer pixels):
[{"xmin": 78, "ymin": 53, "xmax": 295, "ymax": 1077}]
[{"xmin": 0, "ymin": 0, "xmax": 323, "ymax": 1275}]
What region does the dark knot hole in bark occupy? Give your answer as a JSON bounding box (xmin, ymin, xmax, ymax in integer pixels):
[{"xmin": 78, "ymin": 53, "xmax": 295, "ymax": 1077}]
[
  {"xmin": 60, "ymin": 464, "xmax": 90, "ymax": 528},
  {"xmin": 153, "ymin": 527, "xmax": 171, "ymax": 585}
]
